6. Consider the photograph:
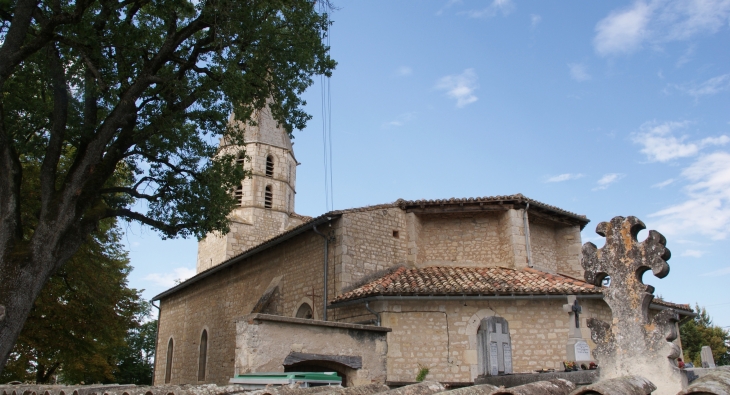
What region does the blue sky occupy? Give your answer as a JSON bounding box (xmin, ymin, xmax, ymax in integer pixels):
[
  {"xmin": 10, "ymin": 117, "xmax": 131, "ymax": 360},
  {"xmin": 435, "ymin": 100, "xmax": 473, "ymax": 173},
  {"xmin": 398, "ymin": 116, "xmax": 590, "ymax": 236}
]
[{"xmin": 125, "ymin": 0, "xmax": 730, "ymax": 328}]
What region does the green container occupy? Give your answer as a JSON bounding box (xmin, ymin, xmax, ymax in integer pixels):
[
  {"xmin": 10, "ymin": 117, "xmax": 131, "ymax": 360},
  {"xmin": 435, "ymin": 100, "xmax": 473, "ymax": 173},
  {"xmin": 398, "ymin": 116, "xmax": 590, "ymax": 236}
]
[{"xmin": 229, "ymin": 372, "xmax": 342, "ymax": 389}]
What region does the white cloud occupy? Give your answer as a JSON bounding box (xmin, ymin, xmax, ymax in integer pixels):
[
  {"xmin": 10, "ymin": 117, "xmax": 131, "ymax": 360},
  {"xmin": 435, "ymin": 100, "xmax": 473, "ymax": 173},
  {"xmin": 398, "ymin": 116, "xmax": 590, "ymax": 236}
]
[
  {"xmin": 682, "ymin": 249, "xmax": 706, "ymax": 258},
  {"xmin": 435, "ymin": 69, "xmax": 479, "ymax": 107},
  {"xmin": 652, "ymin": 178, "xmax": 675, "ymax": 188},
  {"xmin": 568, "ymin": 63, "xmax": 591, "ymax": 82},
  {"xmin": 382, "ymin": 112, "xmax": 416, "ymax": 128},
  {"xmin": 436, "ymin": 0, "xmax": 461, "ymax": 16},
  {"xmin": 594, "ymin": 1, "xmax": 652, "ymax": 56},
  {"xmin": 395, "ymin": 66, "xmax": 413, "ymax": 77},
  {"xmin": 671, "ymin": 73, "xmax": 730, "ymax": 98},
  {"xmin": 650, "ymin": 151, "xmax": 730, "ymax": 240},
  {"xmin": 464, "ymin": 0, "xmax": 514, "ymax": 18},
  {"xmin": 546, "ymin": 173, "xmax": 585, "ymax": 183},
  {"xmin": 632, "ymin": 121, "xmax": 729, "ymax": 162},
  {"xmin": 700, "ymin": 266, "xmax": 730, "ymax": 276},
  {"xmin": 594, "ymin": 0, "xmax": 730, "ymax": 57},
  {"xmin": 530, "ymin": 14, "xmax": 542, "ymax": 28},
  {"xmin": 144, "ymin": 267, "xmax": 196, "ymax": 288},
  {"xmin": 593, "ymin": 173, "xmax": 625, "ymax": 190}
]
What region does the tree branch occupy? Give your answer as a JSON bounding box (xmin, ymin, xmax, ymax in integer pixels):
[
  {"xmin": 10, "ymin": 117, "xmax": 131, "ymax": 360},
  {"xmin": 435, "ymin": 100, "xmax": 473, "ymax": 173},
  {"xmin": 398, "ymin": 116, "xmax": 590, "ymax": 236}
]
[
  {"xmin": 104, "ymin": 208, "xmax": 195, "ymax": 235},
  {"xmin": 39, "ymin": 43, "xmax": 68, "ymax": 217}
]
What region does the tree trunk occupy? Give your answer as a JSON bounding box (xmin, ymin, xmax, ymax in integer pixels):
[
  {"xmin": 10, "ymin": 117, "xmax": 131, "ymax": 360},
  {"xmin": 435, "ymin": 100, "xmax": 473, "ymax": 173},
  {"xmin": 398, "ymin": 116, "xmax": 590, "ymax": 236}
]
[{"xmin": 0, "ymin": 253, "xmax": 61, "ymax": 375}]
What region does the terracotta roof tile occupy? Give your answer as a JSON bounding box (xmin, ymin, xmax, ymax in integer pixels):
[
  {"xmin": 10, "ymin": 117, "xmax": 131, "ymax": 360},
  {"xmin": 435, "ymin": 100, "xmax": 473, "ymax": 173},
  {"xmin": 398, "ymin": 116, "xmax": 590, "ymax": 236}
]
[
  {"xmin": 652, "ymin": 298, "xmax": 693, "ymax": 312},
  {"xmin": 332, "ymin": 266, "xmax": 601, "ymax": 303}
]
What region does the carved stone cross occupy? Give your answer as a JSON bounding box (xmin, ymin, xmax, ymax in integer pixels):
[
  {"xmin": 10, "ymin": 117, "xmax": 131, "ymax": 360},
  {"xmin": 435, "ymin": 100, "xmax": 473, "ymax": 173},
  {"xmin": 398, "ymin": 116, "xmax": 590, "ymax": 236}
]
[{"xmin": 582, "ymin": 216, "xmax": 686, "ymax": 395}]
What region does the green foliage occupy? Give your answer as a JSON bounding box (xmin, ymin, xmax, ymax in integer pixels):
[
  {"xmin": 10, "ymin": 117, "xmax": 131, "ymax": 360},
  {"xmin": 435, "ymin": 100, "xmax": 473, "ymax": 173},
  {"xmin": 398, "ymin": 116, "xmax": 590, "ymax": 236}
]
[
  {"xmin": 680, "ymin": 304, "xmax": 730, "ymax": 366},
  {"xmin": 0, "ymin": 0, "xmax": 335, "ymax": 374},
  {"xmin": 0, "ymin": 220, "xmax": 147, "ymax": 384},
  {"xmin": 113, "ymin": 319, "xmax": 157, "ymax": 385},
  {"xmin": 2, "ymin": 0, "xmax": 335, "ymax": 241},
  {"xmin": 415, "ymin": 366, "xmax": 429, "ymax": 382}
]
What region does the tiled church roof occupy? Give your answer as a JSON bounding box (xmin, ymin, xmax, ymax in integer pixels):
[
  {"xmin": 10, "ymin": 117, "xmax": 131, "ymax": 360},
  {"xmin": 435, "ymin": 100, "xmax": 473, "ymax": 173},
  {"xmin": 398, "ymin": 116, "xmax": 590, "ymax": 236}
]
[
  {"xmin": 332, "ymin": 266, "xmax": 601, "ymax": 303},
  {"xmin": 332, "ymin": 265, "xmax": 694, "ymax": 313}
]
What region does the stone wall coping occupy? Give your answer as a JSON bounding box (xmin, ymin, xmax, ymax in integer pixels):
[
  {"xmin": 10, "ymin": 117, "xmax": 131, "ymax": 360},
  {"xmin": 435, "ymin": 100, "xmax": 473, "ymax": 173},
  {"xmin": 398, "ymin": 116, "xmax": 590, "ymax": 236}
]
[{"xmin": 238, "ymin": 313, "xmax": 392, "ymax": 332}]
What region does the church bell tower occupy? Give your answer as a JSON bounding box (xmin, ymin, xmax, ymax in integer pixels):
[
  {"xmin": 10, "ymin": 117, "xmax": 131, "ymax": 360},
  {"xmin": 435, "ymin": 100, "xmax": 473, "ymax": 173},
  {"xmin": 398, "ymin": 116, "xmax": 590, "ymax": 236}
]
[{"xmin": 196, "ymin": 105, "xmax": 308, "ymax": 272}]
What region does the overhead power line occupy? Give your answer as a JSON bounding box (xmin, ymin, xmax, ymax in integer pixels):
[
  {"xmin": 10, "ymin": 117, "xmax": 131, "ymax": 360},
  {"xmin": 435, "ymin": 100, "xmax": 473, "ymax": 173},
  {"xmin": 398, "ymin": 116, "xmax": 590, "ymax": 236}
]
[{"xmin": 319, "ymin": 2, "xmax": 334, "ymax": 213}]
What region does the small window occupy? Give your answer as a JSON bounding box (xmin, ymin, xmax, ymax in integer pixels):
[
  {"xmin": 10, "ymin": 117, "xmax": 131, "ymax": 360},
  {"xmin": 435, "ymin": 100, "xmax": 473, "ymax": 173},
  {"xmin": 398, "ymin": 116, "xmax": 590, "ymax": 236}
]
[
  {"xmin": 266, "ymin": 155, "xmax": 274, "ymax": 178},
  {"xmin": 165, "ymin": 338, "xmax": 174, "ymax": 384},
  {"xmin": 393, "ymin": 230, "xmax": 399, "ymax": 238},
  {"xmin": 264, "ymin": 185, "xmax": 273, "ymax": 209},
  {"xmin": 296, "ymin": 303, "xmax": 313, "ymax": 319},
  {"xmin": 234, "ymin": 185, "xmax": 243, "ymax": 206},
  {"xmin": 236, "ymin": 152, "xmax": 245, "ymax": 164},
  {"xmin": 198, "ymin": 330, "xmax": 208, "ymax": 381}
]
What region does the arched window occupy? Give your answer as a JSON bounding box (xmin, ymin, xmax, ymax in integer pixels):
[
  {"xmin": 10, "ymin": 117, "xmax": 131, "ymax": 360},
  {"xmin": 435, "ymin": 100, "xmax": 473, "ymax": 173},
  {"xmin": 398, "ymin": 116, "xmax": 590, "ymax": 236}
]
[
  {"xmin": 198, "ymin": 330, "xmax": 208, "ymax": 381},
  {"xmin": 266, "ymin": 155, "xmax": 274, "ymax": 177},
  {"xmin": 296, "ymin": 303, "xmax": 313, "ymax": 319},
  {"xmin": 264, "ymin": 185, "xmax": 273, "ymax": 209},
  {"xmin": 165, "ymin": 337, "xmax": 174, "ymax": 384},
  {"xmin": 234, "ymin": 185, "xmax": 243, "ymax": 206}
]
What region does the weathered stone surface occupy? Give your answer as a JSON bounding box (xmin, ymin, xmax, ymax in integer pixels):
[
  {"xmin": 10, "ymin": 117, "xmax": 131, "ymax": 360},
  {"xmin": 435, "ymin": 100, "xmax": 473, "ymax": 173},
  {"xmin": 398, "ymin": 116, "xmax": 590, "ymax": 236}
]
[
  {"xmin": 581, "ymin": 216, "xmax": 685, "ymax": 395},
  {"xmin": 283, "ymin": 352, "xmax": 362, "ymax": 369},
  {"xmin": 677, "ymin": 367, "xmax": 730, "ymax": 395},
  {"xmin": 489, "ymin": 378, "xmax": 575, "ymax": 395},
  {"xmin": 260, "ymin": 385, "xmax": 339, "ymax": 395},
  {"xmin": 569, "ymin": 375, "xmax": 656, "ymax": 395},
  {"xmin": 235, "ymin": 314, "xmax": 388, "ymax": 387},
  {"xmin": 439, "ymin": 384, "xmax": 498, "ymax": 395},
  {"xmin": 701, "ymin": 346, "xmax": 717, "ymax": 369},
  {"xmin": 373, "ymin": 382, "xmax": 445, "ymax": 395},
  {"xmin": 0, "ymin": 304, "xmax": 5, "ymax": 321},
  {"xmin": 475, "ymin": 370, "xmax": 598, "ymax": 388},
  {"xmin": 321, "ymin": 384, "xmax": 390, "ymax": 395},
  {"xmin": 0, "ymin": 385, "xmax": 253, "ymax": 395}
]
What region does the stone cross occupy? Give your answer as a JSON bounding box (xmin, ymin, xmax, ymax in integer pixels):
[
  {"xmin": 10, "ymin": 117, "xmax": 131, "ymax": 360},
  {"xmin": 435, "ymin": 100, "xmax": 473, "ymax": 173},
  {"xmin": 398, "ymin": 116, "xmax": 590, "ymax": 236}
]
[
  {"xmin": 701, "ymin": 346, "xmax": 716, "ymax": 368},
  {"xmin": 562, "ymin": 296, "xmax": 581, "ymax": 332},
  {"xmin": 582, "ymin": 216, "xmax": 686, "ymax": 395},
  {"xmin": 563, "ymin": 295, "xmax": 591, "ymax": 363}
]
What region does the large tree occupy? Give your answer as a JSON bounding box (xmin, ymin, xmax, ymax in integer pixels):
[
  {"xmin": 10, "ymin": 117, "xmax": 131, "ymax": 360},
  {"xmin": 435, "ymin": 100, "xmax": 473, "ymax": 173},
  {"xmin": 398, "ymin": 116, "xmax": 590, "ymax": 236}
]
[
  {"xmin": 0, "ymin": 0, "xmax": 335, "ymax": 373},
  {"xmin": 0, "ymin": 218, "xmax": 146, "ymax": 384}
]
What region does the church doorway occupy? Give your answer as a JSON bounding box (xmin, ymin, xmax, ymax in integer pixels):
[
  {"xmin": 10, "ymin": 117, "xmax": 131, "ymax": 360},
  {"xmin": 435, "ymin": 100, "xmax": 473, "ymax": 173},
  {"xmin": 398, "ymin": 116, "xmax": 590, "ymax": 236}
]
[{"xmin": 284, "ymin": 360, "xmax": 353, "ymax": 387}]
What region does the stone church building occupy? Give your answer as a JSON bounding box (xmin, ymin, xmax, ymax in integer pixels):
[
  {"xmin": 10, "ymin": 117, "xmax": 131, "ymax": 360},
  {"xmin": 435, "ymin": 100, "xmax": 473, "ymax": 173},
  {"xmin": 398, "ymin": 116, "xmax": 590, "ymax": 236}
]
[{"xmin": 151, "ymin": 106, "xmax": 692, "ymax": 387}]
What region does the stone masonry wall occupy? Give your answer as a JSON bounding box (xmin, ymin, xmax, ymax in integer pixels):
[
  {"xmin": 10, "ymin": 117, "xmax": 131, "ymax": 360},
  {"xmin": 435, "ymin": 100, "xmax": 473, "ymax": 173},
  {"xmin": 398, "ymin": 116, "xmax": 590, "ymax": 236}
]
[
  {"xmin": 235, "ymin": 315, "xmax": 389, "ymax": 386},
  {"xmin": 528, "ymin": 218, "xmax": 558, "ymax": 273},
  {"xmin": 415, "ymin": 212, "xmax": 509, "ymax": 267},
  {"xmin": 499, "ymin": 209, "xmax": 528, "ymax": 270},
  {"xmin": 374, "ymin": 298, "xmax": 612, "ymax": 384},
  {"xmin": 337, "ymin": 208, "xmax": 409, "ymax": 291},
  {"xmin": 555, "ymin": 225, "xmax": 583, "ymax": 278},
  {"xmin": 156, "ymin": 230, "xmax": 327, "ymax": 386},
  {"xmin": 196, "ymin": 232, "xmax": 228, "ymax": 272}
]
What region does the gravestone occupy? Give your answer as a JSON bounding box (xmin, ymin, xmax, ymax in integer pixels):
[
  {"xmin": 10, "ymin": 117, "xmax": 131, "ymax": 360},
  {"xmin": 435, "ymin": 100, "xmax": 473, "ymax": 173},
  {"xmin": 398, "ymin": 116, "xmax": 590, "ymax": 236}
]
[
  {"xmin": 478, "ymin": 316, "xmax": 513, "ymax": 376},
  {"xmin": 573, "ymin": 341, "xmax": 591, "ymax": 362},
  {"xmin": 582, "ymin": 216, "xmax": 686, "ymax": 395},
  {"xmin": 701, "ymin": 346, "xmax": 716, "ymax": 368},
  {"xmin": 563, "ymin": 295, "xmax": 591, "ymax": 363}
]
